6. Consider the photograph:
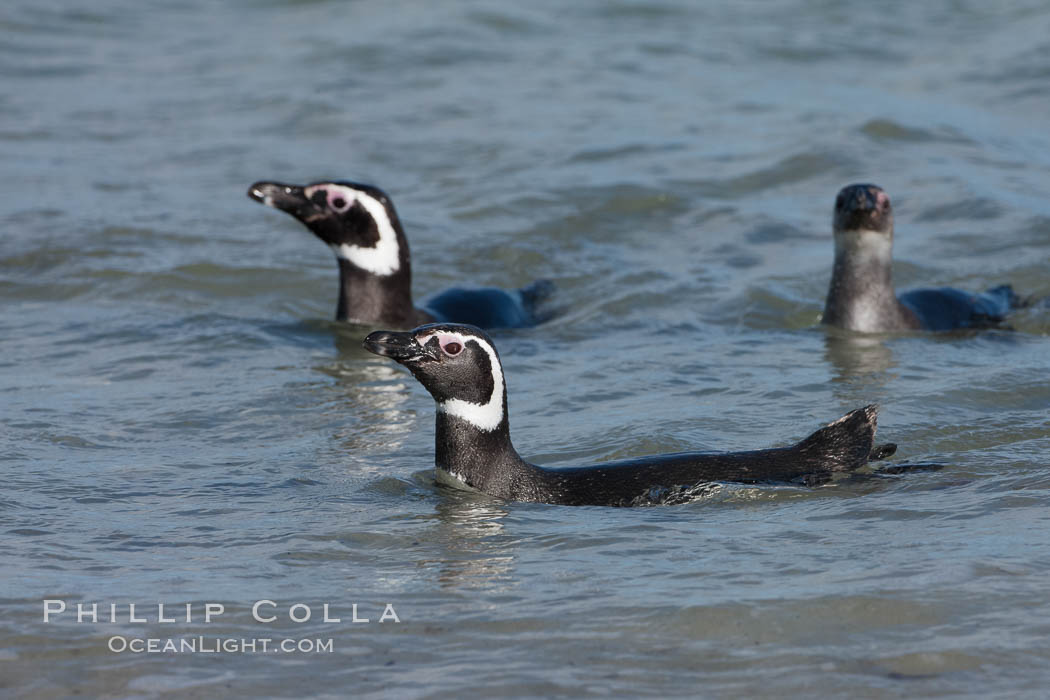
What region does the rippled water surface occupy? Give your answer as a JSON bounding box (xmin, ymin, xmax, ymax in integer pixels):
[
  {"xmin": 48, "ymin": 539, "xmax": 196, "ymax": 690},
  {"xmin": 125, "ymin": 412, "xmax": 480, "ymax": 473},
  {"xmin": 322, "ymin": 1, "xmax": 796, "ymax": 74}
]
[{"xmin": 3, "ymin": 0, "xmax": 1050, "ymax": 697}]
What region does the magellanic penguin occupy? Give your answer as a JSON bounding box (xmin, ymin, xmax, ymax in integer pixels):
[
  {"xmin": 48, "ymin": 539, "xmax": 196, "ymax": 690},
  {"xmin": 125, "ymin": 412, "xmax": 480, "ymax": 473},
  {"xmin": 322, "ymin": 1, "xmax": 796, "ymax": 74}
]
[
  {"xmin": 822, "ymin": 183, "xmax": 1024, "ymax": 332},
  {"xmin": 248, "ymin": 181, "xmax": 554, "ymax": 329},
  {"xmin": 363, "ymin": 323, "xmax": 898, "ymax": 507}
]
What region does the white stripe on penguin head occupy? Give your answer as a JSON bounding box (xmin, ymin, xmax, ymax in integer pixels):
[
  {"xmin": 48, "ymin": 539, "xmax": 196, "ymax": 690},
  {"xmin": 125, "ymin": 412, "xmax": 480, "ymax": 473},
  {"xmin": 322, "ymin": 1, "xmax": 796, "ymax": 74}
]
[
  {"xmin": 305, "ymin": 184, "xmax": 401, "ymax": 276},
  {"xmin": 418, "ymin": 330, "xmax": 505, "ymax": 432}
]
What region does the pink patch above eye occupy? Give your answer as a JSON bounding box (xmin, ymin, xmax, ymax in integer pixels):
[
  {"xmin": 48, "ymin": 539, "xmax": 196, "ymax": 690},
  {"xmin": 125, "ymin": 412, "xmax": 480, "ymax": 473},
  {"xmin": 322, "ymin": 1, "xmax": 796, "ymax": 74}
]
[
  {"xmin": 418, "ymin": 332, "xmax": 470, "ymax": 356},
  {"xmin": 430, "ymin": 333, "xmax": 465, "ymax": 355}
]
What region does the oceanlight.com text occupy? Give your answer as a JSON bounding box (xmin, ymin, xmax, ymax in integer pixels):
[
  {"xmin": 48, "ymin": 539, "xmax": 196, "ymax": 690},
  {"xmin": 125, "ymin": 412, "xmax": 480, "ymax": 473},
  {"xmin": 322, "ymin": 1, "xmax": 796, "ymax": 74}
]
[{"xmin": 107, "ymin": 635, "xmax": 335, "ymax": 654}]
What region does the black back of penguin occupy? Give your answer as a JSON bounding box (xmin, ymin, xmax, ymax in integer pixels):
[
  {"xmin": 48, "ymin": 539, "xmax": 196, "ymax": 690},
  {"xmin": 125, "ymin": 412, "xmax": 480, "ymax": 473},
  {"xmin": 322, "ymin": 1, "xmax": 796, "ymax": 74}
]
[{"xmin": 248, "ymin": 180, "xmax": 553, "ymax": 329}]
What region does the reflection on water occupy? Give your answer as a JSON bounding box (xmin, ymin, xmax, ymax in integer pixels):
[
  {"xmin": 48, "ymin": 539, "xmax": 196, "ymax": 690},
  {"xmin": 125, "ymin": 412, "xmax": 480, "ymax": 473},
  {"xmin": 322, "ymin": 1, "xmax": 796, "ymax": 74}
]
[
  {"xmin": 822, "ymin": 328, "xmax": 897, "ymax": 385},
  {"xmin": 430, "ymin": 491, "xmax": 515, "ymax": 590}
]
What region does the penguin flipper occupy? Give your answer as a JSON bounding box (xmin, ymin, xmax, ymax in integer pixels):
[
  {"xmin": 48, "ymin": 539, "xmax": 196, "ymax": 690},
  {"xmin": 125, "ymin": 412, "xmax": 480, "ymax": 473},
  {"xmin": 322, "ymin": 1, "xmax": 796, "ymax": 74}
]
[{"xmin": 794, "ymin": 404, "xmax": 880, "ymax": 474}]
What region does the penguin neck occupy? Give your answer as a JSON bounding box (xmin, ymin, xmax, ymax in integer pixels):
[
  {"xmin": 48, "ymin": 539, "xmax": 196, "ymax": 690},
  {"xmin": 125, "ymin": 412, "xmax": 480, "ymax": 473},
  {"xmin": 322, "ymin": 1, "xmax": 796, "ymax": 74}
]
[
  {"xmin": 433, "ymin": 404, "xmax": 529, "ymax": 497},
  {"xmin": 824, "ymin": 229, "xmax": 912, "ymax": 332},
  {"xmin": 334, "ymin": 257, "xmax": 417, "ymax": 326}
]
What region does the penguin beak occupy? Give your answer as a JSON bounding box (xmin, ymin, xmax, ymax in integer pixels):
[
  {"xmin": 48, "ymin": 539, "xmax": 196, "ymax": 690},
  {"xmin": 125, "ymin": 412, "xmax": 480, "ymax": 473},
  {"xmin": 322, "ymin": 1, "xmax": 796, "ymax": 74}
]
[
  {"xmin": 363, "ymin": 330, "xmax": 436, "ymax": 363},
  {"xmin": 848, "ymin": 187, "xmax": 878, "ymax": 213},
  {"xmin": 247, "ymin": 181, "xmax": 319, "ymax": 219}
]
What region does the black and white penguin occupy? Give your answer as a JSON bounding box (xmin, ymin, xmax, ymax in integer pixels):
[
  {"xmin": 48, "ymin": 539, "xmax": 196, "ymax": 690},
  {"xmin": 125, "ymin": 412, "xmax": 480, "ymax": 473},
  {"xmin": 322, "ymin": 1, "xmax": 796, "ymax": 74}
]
[
  {"xmin": 248, "ymin": 181, "xmax": 553, "ymax": 329},
  {"xmin": 823, "ymin": 183, "xmax": 1023, "ymax": 332},
  {"xmin": 363, "ymin": 323, "xmax": 897, "ymax": 507}
]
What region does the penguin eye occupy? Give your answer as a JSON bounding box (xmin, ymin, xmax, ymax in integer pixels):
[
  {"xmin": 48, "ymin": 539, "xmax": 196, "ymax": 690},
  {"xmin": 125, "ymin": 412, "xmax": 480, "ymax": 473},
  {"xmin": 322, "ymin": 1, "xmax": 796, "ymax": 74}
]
[
  {"xmin": 324, "ymin": 188, "xmax": 354, "ymax": 213},
  {"xmin": 442, "ymin": 341, "xmax": 462, "ymax": 356}
]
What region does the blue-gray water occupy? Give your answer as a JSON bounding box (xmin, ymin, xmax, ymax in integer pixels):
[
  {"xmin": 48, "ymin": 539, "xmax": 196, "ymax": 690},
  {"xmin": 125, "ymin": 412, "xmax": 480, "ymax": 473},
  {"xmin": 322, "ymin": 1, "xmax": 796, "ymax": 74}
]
[{"xmin": 3, "ymin": 1, "xmax": 1050, "ymax": 697}]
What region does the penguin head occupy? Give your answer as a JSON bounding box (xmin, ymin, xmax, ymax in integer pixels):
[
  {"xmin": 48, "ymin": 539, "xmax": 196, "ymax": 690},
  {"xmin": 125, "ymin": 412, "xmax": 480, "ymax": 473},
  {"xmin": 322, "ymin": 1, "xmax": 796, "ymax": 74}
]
[
  {"xmin": 363, "ymin": 323, "xmax": 507, "ymax": 432},
  {"xmin": 248, "ymin": 180, "xmax": 406, "ymax": 276},
  {"xmin": 833, "ymin": 183, "xmax": 894, "ymax": 236}
]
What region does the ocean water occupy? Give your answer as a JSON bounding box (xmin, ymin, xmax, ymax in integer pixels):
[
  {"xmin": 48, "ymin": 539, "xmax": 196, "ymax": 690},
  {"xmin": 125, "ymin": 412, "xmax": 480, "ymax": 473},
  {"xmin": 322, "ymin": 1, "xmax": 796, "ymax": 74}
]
[{"xmin": 2, "ymin": 0, "xmax": 1050, "ymax": 697}]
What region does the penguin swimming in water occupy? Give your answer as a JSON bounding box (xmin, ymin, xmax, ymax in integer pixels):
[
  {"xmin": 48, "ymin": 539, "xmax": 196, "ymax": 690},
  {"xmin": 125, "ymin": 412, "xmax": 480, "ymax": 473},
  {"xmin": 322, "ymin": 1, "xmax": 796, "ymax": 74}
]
[
  {"xmin": 822, "ymin": 183, "xmax": 1023, "ymax": 333},
  {"xmin": 248, "ymin": 181, "xmax": 553, "ymax": 329},
  {"xmin": 363, "ymin": 323, "xmax": 897, "ymax": 507}
]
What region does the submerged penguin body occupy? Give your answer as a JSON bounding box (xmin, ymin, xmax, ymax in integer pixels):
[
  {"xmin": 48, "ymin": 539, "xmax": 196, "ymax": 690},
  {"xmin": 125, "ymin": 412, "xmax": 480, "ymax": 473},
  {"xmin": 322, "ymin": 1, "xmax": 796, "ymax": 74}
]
[
  {"xmin": 472, "ymin": 406, "xmax": 886, "ymax": 506},
  {"xmin": 898, "ymin": 285, "xmax": 1019, "ymax": 332},
  {"xmin": 422, "ymin": 280, "xmax": 555, "ymax": 330}
]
